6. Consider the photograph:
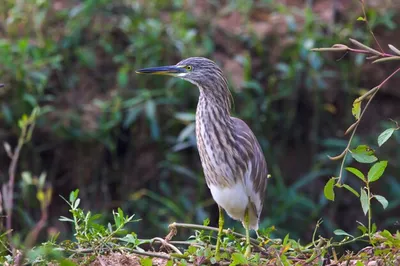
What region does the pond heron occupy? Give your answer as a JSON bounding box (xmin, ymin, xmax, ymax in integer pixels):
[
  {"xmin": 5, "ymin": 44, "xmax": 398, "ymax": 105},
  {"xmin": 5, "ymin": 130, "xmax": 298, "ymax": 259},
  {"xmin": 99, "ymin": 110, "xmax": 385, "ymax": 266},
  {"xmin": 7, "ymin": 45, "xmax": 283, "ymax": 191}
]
[{"xmin": 136, "ymin": 57, "xmax": 268, "ymax": 257}]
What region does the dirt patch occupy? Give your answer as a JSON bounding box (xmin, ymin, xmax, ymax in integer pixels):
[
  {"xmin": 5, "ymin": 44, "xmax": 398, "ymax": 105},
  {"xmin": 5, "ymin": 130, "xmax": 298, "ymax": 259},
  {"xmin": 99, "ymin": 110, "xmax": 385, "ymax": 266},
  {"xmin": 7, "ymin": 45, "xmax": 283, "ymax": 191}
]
[{"xmin": 60, "ymin": 252, "xmax": 171, "ymax": 266}]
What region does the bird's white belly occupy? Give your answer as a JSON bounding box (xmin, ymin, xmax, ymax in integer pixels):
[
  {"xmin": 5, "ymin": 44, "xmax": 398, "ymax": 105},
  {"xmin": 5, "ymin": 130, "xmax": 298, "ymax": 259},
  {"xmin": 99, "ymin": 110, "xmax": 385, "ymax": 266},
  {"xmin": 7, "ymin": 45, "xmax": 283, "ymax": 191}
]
[{"xmin": 209, "ymin": 183, "xmax": 248, "ymax": 221}]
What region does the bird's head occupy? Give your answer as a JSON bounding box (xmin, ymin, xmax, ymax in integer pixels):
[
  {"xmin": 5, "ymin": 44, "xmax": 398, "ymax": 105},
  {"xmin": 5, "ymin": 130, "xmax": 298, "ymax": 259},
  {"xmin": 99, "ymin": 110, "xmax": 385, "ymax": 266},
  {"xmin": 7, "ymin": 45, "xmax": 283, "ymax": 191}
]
[{"xmin": 136, "ymin": 57, "xmax": 225, "ymax": 88}]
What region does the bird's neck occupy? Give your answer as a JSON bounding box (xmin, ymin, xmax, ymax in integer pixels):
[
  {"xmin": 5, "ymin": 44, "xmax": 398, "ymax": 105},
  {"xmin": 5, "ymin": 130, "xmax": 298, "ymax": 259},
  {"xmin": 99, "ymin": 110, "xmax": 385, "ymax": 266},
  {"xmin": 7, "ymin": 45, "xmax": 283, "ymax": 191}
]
[{"xmin": 197, "ymin": 89, "xmax": 232, "ymax": 123}]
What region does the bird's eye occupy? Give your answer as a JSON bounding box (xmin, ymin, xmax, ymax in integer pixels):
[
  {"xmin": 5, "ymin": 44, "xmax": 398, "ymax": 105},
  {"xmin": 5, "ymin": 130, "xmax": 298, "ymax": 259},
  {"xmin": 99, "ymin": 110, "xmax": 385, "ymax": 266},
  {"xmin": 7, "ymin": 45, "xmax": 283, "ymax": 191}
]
[{"xmin": 185, "ymin": 65, "xmax": 193, "ymax": 71}]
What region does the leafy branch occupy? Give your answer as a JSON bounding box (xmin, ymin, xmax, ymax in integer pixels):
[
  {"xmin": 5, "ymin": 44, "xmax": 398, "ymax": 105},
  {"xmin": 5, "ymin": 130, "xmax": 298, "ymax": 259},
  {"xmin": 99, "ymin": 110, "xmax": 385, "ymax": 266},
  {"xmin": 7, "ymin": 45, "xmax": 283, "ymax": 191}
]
[{"xmin": 2, "ymin": 107, "xmax": 39, "ymax": 250}]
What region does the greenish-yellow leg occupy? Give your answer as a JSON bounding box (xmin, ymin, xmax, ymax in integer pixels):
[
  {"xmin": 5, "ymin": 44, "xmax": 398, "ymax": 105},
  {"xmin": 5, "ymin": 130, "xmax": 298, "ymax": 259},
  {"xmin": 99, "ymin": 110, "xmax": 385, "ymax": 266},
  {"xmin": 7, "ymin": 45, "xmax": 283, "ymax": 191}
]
[
  {"xmin": 244, "ymin": 207, "xmax": 251, "ymax": 257},
  {"xmin": 215, "ymin": 206, "xmax": 224, "ymax": 259}
]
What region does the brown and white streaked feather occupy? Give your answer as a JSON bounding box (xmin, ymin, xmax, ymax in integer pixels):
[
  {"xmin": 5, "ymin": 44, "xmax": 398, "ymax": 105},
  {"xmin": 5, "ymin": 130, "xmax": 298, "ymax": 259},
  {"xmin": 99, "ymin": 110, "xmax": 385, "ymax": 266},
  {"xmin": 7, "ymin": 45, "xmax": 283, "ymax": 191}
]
[{"xmin": 177, "ymin": 57, "xmax": 268, "ymax": 230}]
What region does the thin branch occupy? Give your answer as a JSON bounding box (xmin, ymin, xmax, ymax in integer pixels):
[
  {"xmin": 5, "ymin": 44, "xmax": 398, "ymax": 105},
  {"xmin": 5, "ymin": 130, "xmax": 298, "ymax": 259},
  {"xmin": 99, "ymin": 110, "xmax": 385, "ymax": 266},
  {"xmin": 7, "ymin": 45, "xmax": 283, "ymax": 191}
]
[
  {"xmin": 337, "ymin": 67, "xmax": 400, "ymax": 183},
  {"xmin": 5, "ymin": 138, "xmax": 24, "ymax": 250},
  {"xmin": 360, "ymin": 1, "xmax": 384, "ymax": 53},
  {"xmin": 169, "ymin": 222, "xmax": 260, "ymax": 246},
  {"xmin": 150, "ymin": 237, "xmax": 182, "ymax": 255}
]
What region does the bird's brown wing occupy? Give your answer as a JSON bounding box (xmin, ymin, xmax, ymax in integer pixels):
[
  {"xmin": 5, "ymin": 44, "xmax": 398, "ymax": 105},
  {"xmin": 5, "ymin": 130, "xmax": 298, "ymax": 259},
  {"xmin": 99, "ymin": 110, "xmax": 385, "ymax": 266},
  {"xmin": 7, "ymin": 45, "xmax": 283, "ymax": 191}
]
[{"xmin": 231, "ymin": 117, "xmax": 268, "ymax": 219}]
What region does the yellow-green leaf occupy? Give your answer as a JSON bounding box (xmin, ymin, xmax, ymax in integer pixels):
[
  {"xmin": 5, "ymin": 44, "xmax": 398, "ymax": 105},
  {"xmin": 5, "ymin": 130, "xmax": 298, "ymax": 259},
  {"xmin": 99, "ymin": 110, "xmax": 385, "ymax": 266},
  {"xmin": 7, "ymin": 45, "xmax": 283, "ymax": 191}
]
[
  {"xmin": 231, "ymin": 253, "xmax": 248, "ymax": 266},
  {"xmin": 352, "ymin": 99, "xmax": 361, "ymax": 120},
  {"xmin": 345, "ymin": 167, "xmax": 366, "ymax": 182},
  {"xmin": 351, "ymin": 145, "xmax": 377, "ymax": 164},
  {"xmin": 324, "ymin": 178, "xmax": 335, "ymax": 201},
  {"xmin": 343, "ymin": 184, "xmax": 360, "ymax": 197},
  {"xmin": 368, "ymin": 161, "xmax": 388, "ymax": 182},
  {"xmin": 140, "ymin": 258, "xmax": 153, "ymax": 266}
]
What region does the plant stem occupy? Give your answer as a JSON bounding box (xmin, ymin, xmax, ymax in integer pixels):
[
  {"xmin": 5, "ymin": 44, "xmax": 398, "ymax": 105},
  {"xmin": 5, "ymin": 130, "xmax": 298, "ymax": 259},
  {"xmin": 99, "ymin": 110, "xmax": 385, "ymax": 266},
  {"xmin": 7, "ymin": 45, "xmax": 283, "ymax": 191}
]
[
  {"xmin": 366, "ymin": 183, "xmax": 372, "ymax": 242},
  {"xmin": 337, "ymin": 67, "xmax": 400, "ymax": 183},
  {"xmin": 5, "ymin": 129, "xmax": 26, "ymax": 250}
]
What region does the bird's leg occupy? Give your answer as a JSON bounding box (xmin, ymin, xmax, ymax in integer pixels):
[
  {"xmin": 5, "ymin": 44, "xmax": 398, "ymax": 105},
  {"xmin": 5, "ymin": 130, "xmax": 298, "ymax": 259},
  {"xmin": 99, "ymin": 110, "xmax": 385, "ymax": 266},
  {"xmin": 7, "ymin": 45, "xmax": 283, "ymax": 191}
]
[
  {"xmin": 215, "ymin": 205, "xmax": 224, "ymax": 259},
  {"xmin": 244, "ymin": 207, "xmax": 251, "ymax": 257}
]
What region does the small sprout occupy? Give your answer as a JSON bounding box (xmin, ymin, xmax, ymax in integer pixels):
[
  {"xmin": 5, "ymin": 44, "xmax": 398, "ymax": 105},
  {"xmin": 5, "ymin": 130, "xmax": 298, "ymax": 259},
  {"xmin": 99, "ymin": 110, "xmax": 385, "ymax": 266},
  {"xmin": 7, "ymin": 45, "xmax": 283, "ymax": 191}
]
[
  {"xmin": 372, "ymin": 56, "xmax": 400, "ymax": 64},
  {"xmin": 344, "ymin": 121, "xmax": 359, "ymax": 135},
  {"xmin": 328, "ymin": 149, "xmax": 346, "ymax": 161},
  {"xmin": 3, "ymin": 142, "xmax": 13, "ymax": 158},
  {"xmin": 388, "ymin": 44, "xmax": 400, "ymax": 55},
  {"xmin": 349, "ymin": 38, "xmax": 381, "ymax": 55},
  {"xmin": 311, "ymin": 44, "xmax": 348, "ymax": 52}
]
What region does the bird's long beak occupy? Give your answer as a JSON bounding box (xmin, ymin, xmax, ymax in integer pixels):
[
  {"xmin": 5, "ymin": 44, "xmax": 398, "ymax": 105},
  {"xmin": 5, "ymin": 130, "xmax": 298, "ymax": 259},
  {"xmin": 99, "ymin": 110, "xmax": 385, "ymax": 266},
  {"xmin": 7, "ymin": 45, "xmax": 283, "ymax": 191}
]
[{"xmin": 135, "ymin": 65, "xmax": 186, "ymax": 76}]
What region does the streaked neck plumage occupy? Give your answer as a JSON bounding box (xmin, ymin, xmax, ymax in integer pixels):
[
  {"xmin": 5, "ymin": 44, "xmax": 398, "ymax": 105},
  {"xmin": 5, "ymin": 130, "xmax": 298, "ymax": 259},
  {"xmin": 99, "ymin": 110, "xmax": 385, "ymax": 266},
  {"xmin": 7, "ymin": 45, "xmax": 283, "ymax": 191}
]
[{"xmin": 195, "ymin": 80, "xmax": 238, "ymax": 187}]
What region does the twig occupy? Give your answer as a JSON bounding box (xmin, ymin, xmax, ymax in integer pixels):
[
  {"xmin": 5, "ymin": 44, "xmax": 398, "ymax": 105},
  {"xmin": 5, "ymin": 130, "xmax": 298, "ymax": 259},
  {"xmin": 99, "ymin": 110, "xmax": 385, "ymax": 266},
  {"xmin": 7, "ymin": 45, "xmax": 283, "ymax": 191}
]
[
  {"xmin": 24, "ymin": 191, "xmax": 50, "ymax": 248},
  {"xmin": 169, "ymin": 222, "xmax": 260, "ymax": 246},
  {"xmin": 5, "ymin": 133, "xmax": 24, "ymax": 250},
  {"xmin": 61, "ymin": 246, "xmax": 173, "ymax": 260},
  {"xmin": 359, "ymin": 0, "xmax": 384, "ymax": 53},
  {"xmin": 150, "ymin": 237, "xmax": 182, "ymax": 255}
]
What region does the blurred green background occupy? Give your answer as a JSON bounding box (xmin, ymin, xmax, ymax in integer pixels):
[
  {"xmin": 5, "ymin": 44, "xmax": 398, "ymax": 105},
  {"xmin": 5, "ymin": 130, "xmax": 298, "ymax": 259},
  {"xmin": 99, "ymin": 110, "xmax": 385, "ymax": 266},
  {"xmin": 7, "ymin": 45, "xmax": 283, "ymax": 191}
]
[{"xmin": 1, "ymin": 0, "xmax": 399, "ymax": 248}]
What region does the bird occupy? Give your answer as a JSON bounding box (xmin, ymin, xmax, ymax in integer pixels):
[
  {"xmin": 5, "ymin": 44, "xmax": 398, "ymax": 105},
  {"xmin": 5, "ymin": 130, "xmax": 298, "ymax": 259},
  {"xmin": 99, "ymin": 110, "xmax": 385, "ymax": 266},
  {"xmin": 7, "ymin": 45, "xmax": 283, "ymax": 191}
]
[{"xmin": 136, "ymin": 57, "xmax": 268, "ymax": 258}]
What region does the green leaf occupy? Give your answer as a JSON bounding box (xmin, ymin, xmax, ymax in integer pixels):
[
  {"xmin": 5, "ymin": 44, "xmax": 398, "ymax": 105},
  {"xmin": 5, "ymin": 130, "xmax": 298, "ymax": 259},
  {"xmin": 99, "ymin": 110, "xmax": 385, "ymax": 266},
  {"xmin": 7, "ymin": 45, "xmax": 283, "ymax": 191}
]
[
  {"xmin": 324, "ymin": 177, "xmax": 335, "ymax": 201},
  {"xmin": 117, "ymin": 66, "xmax": 129, "ymax": 88},
  {"xmin": 333, "ymin": 229, "xmax": 353, "ymax": 238},
  {"xmin": 350, "ymin": 145, "xmax": 377, "ymax": 164},
  {"xmin": 352, "ymin": 99, "xmax": 361, "ymax": 120},
  {"xmin": 357, "ymin": 224, "xmax": 367, "ymax": 234},
  {"xmin": 69, "ymin": 189, "xmax": 79, "ymax": 203},
  {"xmin": 356, "ymin": 261, "xmax": 364, "ymax": 266},
  {"xmin": 283, "ymin": 233, "xmax": 290, "ymax": 245},
  {"xmin": 345, "ymin": 167, "xmax": 366, "ymax": 182},
  {"xmin": 59, "ymin": 216, "xmax": 74, "ymax": 223},
  {"xmin": 59, "ymin": 259, "xmax": 77, "ymax": 266},
  {"xmin": 374, "ymin": 195, "xmax": 389, "ymax": 209},
  {"xmin": 231, "ymin": 253, "xmax": 248, "ymax": 266},
  {"xmin": 372, "ymin": 223, "xmax": 377, "ymax": 233},
  {"xmin": 73, "ymin": 198, "xmax": 80, "ymax": 209},
  {"xmin": 145, "ymin": 100, "xmax": 160, "ymax": 140},
  {"xmin": 140, "ymin": 258, "xmax": 153, "ymax": 266},
  {"xmin": 203, "ymin": 218, "xmax": 210, "ymax": 226},
  {"xmin": 21, "ymin": 172, "xmax": 33, "ymax": 185},
  {"xmin": 368, "ymin": 161, "xmax": 388, "ymax": 182},
  {"xmin": 360, "ymin": 188, "xmax": 369, "ymax": 215},
  {"xmin": 378, "ymin": 128, "xmax": 395, "ymax": 147},
  {"xmin": 357, "ymin": 16, "xmax": 366, "ymax": 21},
  {"xmin": 342, "ymin": 184, "xmax": 360, "ymax": 197}
]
